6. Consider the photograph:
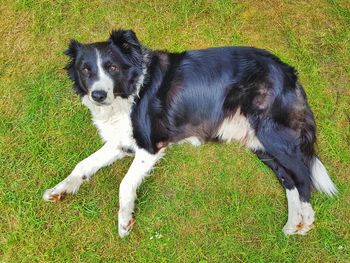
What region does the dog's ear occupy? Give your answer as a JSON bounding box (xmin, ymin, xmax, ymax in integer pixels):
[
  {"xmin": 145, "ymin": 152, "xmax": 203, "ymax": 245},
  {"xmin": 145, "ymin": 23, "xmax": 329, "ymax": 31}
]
[
  {"xmin": 109, "ymin": 30, "xmax": 143, "ymax": 97},
  {"xmin": 109, "ymin": 29, "xmax": 141, "ymax": 55},
  {"xmin": 64, "ymin": 39, "xmax": 81, "ymax": 58},
  {"xmin": 64, "ymin": 40, "xmax": 86, "ymax": 97}
]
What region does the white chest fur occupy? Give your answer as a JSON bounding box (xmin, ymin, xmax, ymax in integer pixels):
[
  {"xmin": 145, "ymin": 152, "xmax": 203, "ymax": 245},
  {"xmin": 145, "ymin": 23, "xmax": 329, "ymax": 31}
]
[{"xmin": 82, "ymin": 96, "xmax": 136, "ymax": 148}]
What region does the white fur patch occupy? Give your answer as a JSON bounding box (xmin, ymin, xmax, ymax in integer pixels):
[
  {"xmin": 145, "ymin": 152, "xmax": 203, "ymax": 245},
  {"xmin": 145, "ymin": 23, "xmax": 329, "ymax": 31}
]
[
  {"xmin": 178, "ymin": 136, "xmax": 202, "ymax": 146},
  {"xmin": 311, "ymin": 157, "xmax": 337, "ymax": 196},
  {"xmin": 216, "ymin": 108, "xmax": 264, "ymax": 150},
  {"xmin": 82, "ymin": 95, "xmax": 135, "ymax": 146}
]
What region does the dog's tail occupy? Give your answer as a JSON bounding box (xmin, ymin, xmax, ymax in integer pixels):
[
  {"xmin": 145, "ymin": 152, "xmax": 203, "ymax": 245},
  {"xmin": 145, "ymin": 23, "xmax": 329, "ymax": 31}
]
[
  {"xmin": 311, "ymin": 157, "xmax": 337, "ymax": 196},
  {"xmin": 297, "ymin": 96, "xmax": 337, "ymax": 197}
]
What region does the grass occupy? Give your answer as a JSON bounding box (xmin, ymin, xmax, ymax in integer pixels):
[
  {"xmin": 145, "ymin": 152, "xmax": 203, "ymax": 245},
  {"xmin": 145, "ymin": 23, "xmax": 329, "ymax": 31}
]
[{"xmin": 0, "ymin": 0, "xmax": 349, "ymax": 261}]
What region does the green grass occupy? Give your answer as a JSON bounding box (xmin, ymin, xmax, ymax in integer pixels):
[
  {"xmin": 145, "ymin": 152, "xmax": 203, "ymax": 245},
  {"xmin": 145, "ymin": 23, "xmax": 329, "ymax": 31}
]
[{"xmin": 1, "ymin": 0, "xmax": 349, "ymax": 262}]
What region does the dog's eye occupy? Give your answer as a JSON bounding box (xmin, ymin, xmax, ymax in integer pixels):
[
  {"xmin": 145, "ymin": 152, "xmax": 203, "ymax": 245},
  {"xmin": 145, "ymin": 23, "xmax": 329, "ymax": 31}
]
[
  {"xmin": 109, "ymin": 64, "xmax": 119, "ymax": 72},
  {"xmin": 81, "ymin": 67, "xmax": 90, "ymax": 75}
]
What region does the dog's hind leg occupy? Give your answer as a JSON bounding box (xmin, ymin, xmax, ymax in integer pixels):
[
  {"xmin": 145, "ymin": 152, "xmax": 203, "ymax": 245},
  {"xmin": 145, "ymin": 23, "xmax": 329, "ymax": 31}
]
[
  {"xmin": 256, "ymin": 145, "xmax": 314, "ymax": 235},
  {"xmin": 43, "ymin": 143, "xmax": 126, "ymax": 201},
  {"xmin": 255, "ymin": 150, "xmax": 315, "ymax": 235},
  {"xmin": 118, "ymin": 148, "xmax": 164, "ymax": 238}
]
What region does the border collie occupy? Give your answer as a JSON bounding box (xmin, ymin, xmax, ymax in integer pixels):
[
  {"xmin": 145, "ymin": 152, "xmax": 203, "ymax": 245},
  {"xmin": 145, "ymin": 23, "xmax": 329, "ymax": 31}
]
[{"xmin": 43, "ymin": 29, "xmax": 337, "ymax": 238}]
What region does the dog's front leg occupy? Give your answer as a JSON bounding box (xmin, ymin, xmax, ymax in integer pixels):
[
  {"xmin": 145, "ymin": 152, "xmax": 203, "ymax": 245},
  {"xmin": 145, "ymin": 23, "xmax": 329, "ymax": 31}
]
[
  {"xmin": 43, "ymin": 143, "xmax": 126, "ymax": 201},
  {"xmin": 118, "ymin": 148, "xmax": 164, "ymax": 238}
]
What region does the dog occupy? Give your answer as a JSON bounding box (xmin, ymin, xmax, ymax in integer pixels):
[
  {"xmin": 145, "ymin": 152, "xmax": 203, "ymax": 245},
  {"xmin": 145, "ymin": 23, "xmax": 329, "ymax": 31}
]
[{"xmin": 43, "ymin": 29, "xmax": 337, "ymax": 238}]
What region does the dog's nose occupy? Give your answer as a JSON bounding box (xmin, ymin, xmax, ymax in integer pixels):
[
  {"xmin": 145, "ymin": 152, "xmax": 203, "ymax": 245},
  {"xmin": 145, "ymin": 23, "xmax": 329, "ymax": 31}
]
[{"xmin": 91, "ymin": 90, "xmax": 107, "ymax": 102}]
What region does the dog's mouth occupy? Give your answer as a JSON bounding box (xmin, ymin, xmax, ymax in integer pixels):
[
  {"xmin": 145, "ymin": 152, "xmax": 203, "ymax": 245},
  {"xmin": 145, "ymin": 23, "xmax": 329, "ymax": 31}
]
[{"xmin": 93, "ymin": 101, "xmax": 110, "ymax": 106}]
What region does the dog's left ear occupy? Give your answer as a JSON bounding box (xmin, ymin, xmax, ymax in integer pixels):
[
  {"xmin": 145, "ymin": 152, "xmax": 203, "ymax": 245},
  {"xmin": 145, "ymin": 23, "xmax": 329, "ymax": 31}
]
[{"xmin": 109, "ymin": 29, "xmax": 142, "ymax": 55}]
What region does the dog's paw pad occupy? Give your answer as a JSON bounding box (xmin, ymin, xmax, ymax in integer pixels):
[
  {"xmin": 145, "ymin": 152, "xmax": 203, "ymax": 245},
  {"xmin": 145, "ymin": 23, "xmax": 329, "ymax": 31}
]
[{"xmin": 51, "ymin": 192, "xmax": 66, "ymax": 201}]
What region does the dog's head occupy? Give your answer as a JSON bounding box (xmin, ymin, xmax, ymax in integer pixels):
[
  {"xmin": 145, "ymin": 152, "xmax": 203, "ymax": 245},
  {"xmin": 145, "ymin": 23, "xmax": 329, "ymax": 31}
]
[{"xmin": 65, "ymin": 29, "xmax": 144, "ymax": 105}]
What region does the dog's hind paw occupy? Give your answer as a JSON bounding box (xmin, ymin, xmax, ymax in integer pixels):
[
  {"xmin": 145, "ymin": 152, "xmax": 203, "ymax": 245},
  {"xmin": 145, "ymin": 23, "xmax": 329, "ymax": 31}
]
[{"xmin": 283, "ymin": 202, "xmax": 315, "ymax": 236}]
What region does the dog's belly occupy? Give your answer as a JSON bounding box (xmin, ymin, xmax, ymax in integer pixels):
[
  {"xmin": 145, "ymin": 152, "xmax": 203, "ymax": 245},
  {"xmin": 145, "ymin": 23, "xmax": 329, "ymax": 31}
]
[{"xmin": 216, "ymin": 108, "xmax": 264, "ymax": 151}]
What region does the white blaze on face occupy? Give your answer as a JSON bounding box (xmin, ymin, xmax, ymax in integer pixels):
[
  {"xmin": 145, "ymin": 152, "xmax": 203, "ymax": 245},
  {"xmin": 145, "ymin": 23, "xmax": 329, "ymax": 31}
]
[{"xmin": 90, "ymin": 49, "xmax": 115, "ymax": 104}]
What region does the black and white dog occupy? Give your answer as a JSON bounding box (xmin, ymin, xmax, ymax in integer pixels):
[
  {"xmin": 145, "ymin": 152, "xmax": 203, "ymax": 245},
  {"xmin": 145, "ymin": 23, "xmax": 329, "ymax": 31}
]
[{"xmin": 43, "ymin": 29, "xmax": 337, "ymax": 238}]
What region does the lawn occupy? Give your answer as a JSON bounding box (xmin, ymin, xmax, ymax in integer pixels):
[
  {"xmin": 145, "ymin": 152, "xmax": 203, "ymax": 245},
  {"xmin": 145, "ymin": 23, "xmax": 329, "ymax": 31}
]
[{"xmin": 0, "ymin": 0, "xmax": 349, "ymax": 262}]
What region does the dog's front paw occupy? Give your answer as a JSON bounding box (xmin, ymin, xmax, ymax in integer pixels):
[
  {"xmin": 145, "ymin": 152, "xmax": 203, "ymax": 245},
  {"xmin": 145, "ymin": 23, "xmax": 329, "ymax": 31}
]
[
  {"xmin": 43, "ymin": 187, "xmax": 67, "ymax": 201},
  {"xmin": 118, "ymin": 211, "xmax": 135, "ymax": 238},
  {"xmin": 43, "ymin": 176, "xmax": 83, "ymax": 201}
]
